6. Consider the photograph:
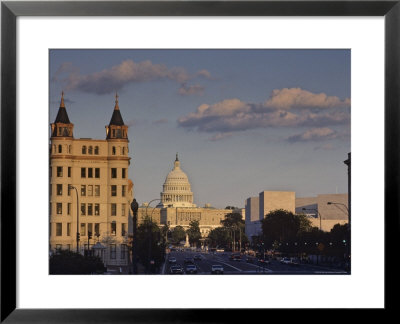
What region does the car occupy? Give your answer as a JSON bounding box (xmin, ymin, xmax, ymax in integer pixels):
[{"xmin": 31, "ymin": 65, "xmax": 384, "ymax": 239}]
[
  {"xmin": 184, "ymin": 257, "xmax": 194, "ymax": 264},
  {"xmin": 258, "ymin": 258, "xmax": 270, "ymax": 264},
  {"xmin": 280, "ymin": 257, "xmax": 292, "ymax": 265},
  {"xmin": 211, "ymin": 265, "xmax": 224, "ymax": 274},
  {"xmin": 185, "ymin": 264, "xmax": 198, "ymax": 274},
  {"xmin": 245, "ymin": 257, "xmax": 256, "ymax": 264},
  {"xmin": 229, "ymin": 253, "xmax": 241, "ymax": 260},
  {"xmin": 168, "ymin": 257, "xmax": 177, "ymax": 264},
  {"xmin": 194, "ymin": 255, "xmax": 202, "ymax": 261},
  {"xmin": 170, "ymin": 265, "xmax": 184, "ymax": 274},
  {"xmin": 289, "ymin": 258, "xmax": 300, "ymax": 266},
  {"xmin": 233, "ymin": 255, "xmax": 242, "ymax": 261}
]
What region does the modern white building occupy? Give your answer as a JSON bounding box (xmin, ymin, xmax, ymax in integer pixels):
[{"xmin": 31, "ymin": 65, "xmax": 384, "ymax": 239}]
[{"xmin": 49, "ymin": 93, "xmax": 133, "ymax": 269}]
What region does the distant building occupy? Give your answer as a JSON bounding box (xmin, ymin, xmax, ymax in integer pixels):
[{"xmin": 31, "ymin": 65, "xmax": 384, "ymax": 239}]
[
  {"xmin": 245, "ymin": 191, "xmax": 295, "ymax": 241},
  {"xmin": 49, "ymin": 93, "xmax": 133, "ymax": 269},
  {"xmin": 295, "ymin": 193, "xmax": 349, "ymax": 231}
]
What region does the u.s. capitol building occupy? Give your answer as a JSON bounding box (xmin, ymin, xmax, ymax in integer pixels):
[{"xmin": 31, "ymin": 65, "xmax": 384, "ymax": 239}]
[{"xmin": 137, "ymin": 154, "xmax": 232, "ymax": 237}]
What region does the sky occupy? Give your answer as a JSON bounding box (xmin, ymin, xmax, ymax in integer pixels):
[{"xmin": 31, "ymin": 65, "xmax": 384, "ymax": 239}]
[{"xmin": 49, "ymin": 49, "xmax": 351, "ymax": 209}]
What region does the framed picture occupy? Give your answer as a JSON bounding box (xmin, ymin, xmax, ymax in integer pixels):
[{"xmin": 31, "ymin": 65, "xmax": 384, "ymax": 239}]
[{"xmin": 1, "ymin": 0, "xmax": 397, "ymax": 321}]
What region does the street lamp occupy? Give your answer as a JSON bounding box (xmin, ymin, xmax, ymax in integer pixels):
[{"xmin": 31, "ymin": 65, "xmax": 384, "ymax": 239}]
[
  {"xmin": 130, "ymin": 199, "xmax": 139, "ymax": 274},
  {"xmin": 302, "ymin": 207, "xmax": 322, "ymax": 231},
  {"xmin": 327, "ymin": 201, "xmax": 349, "ymax": 214},
  {"xmin": 68, "ymin": 185, "xmax": 80, "ymax": 253}
]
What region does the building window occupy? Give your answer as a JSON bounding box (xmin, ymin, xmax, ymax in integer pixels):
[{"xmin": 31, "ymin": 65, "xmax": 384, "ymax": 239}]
[
  {"xmin": 68, "ymin": 167, "xmax": 71, "ymax": 177},
  {"xmin": 111, "ymin": 223, "xmax": 116, "ymax": 236},
  {"xmin": 81, "ymin": 223, "xmax": 86, "ymax": 236},
  {"xmin": 81, "ymin": 185, "xmax": 86, "ymax": 196},
  {"xmin": 67, "ymin": 185, "xmax": 71, "ymax": 196},
  {"xmin": 88, "ymin": 168, "xmax": 93, "ymax": 178},
  {"xmin": 56, "ymin": 203, "xmax": 62, "ymax": 215},
  {"xmin": 122, "ymin": 185, "xmax": 126, "ymax": 197},
  {"xmin": 95, "ymin": 223, "xmax": 100, "ymax": 236},
  {"xmin": 81, "ymin": 203, "xmax": 86, "ymax": 216},
  {"xmin": 81, "ymin": 168, "xmax": 86, "ymax": 178},
  {"xmin": 95, "ymin": 168, "xmax": 100, "ymax": 178},
  {"xmin": 122, "ymin": 147, "xmax": 125, "ymax": 155},
  {"xmin": 58, "ymin": 145, "xmax": 62, "ymax": 153},
  {"xmin": 67, "ymin": 203, "xmax": 71, "ymax": 215},
  {"xmin": 111, "ymin": 185, "xmax": 117, "ymax": 196},
  {"xmin": 88, "ymin": 185, "xmax": 93, "ymax": 196},
  {"xmin": 49, "ymin": 184, "xmax": 52, "ymax": 197},
  {"xmin": 95, "ymin": 203, "xmax": 100, "ymax": 216},
  {"xmin": 111, "ymin": 168, "xmax": 117, "ymax": 178},
  {"xmin": 121, "ymin": 244, "xmax": 126, "ymax": 259},
  {"xmin": 110, "ymin": 244, "xmax": 116, "ymax": 259},
  {"xmin": 88, "ymin": 223, "xmax": 93, "ymax": 237},
  {"xmin": 112, "ymin": 146, "xmax": 116, "ymax": 155},
  {"xmin": 111, "ymin": 203, "xmax": 117, "ymax": 216},
  {"xmin": 95, "ymin": 185, "xmax": 100, "ymax": 196},
  {"xmin": 88, "ymin": 203, "xmax": 93, "ymax": 216},
  {"xmin": 57, "ymin": 166, "xmax": 63, "ymax": 177},
  {"xmin": 56, "ymin": 223, "xmax": 62, "ymax": 236},
  {"xmin": 82, "ymin": 146, "xmax": 87, "ymax": 154},
  {"xmin": 121, "ymin": 223, "xmax": 127, "ymax": 236},
  {"xmin": 122, "ymin": 168, "xmax": 126, "ymax": 178},
  {"xmin": 67, "ymin": 223, "xmax": 71, "ymax": 236},
  {"xmin": 121, "ymin": 204, "xmax": 126, "ymax": 216},
  {"xmin": 56, "ymin": 244, "xmax": 62, "ymax": 251},
  {"xmin": 88, "ymin": 146, "xmax": 93, "ymax": 154},
  {"xmin": 94, "ymin": 146, "xmax": 99, "ymax": 155},
  {"xmin": 56, "ymin": 184, "xmax": 62, "ymax": 196}
]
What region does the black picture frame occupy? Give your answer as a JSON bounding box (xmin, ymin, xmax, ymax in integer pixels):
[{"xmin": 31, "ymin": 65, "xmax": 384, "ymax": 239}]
[{"xmin": 1, "ymin": 0, "xmax": 398, "ymax": 322}]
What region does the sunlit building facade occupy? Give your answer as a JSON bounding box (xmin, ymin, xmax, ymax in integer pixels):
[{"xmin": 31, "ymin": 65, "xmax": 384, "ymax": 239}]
[{"xmin": 49, "ymin": 93, "xmax": 133, "ymax": 268}]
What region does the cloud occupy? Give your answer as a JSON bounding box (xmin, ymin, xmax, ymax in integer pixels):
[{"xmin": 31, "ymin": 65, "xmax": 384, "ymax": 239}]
[
  {"xmin": 264, "ymin": 87, "xmax": 350, "ymax": 110},
  {"xmin": 178, "ymin": 83, "xmax": 205, "ymax": 96},
  {"xmin": 286, "ymin": 127, "xmax": 339, "ymax": 143},
  {"xmin": 208, "ymin": 132, "xmax": 233, "ymax": 142},
  {"xmin": 178, "ymin": 88, "xmax": 350, "ymax": 135},
  {"xmin": 197, "ymin": 69, "xmax": 214, "ymax": 80},
  {"xmin": 53, "ymin": 59, "xmax": 197, "ymax": 95}
]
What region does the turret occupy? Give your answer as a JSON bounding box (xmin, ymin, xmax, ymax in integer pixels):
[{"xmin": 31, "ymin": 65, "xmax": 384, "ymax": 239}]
[
  {"xmin": 50, "ymin": 91, "xmax": 74, "ymax": 138},
  {"xmin": 105, "ymin": 93, "xmax": 128, "ymax": 140}
]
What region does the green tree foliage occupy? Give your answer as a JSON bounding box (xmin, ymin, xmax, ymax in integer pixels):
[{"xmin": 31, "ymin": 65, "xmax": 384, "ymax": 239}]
[
  {"xmin": 49, "ymin": 250, "xmax": 105, "ymax": 274},
  {"xmin": 171, "ymin": 225, "xmax": 186, "ymax": 244},
  {"xmin": 207, "ymin": 227, "xmax": 230, "ymax": 248},
  {"xmin": 261, "ymin": 209, "xmax": 313, "ymax": 247},
  {"xmin": 187, "ymin": 220, "xmax": 202, "ymax": 246},
  {"xmin": 136, "ymin": 217, "xmax": 165, "ymax": 273}
]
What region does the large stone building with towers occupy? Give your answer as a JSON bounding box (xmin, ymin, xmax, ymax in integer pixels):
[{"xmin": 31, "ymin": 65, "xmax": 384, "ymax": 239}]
[{"xmin": 49, "ymin": 93, "xmax": 133, "ymax": 268}]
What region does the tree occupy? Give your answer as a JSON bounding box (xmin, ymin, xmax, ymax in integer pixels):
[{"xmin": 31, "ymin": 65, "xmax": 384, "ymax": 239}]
[
  {"xmin": 220, "ymin": 213, "xmax": 248, "ymax": 252},
  {"xmin": 208, "ymin": 227, "xmax": 230, "ymax": 248},
  {"xmin": 171, "ymin": 225, "xmax": 186, "ymax": 244},
  {"xmin": 135, "ymin": 217, "xmax": 165, "ymax": 273},
  {"xmin": 261, "ymin": 209, "xmax": 313, "ymax": 248},
  {"xmin": 50, "ymin": 250, "xmax": 105, "ymax": 274},
  {"xmin": 187, "ymin": 220, "xmax": 202, "ymax": 246}
]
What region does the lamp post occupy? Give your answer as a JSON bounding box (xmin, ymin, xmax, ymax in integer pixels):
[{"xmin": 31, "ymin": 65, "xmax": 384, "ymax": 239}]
[
  {"xmin": 327, "ymin": 201, "xmax": 350, "ymax": 270},
  {"xmin": 68, "ymin": 185, "xmax": 80, "ymax": 253},
  {"xmin": 302, "ymin": 207, "xmax": 322, "ymax": 231},
  {"xmin": 130, "ymin": 199, "xmax": 139, "ymax": 274}
]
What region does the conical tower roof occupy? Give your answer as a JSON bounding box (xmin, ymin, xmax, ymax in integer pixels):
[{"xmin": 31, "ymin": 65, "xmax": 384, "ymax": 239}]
[
  {"xmin": 54, "ymin": 91, "xmax": 71, "ymax": 124},
  {"xmin": 108, "ymin": 92, "xmax": 125, "ymax": 126}
]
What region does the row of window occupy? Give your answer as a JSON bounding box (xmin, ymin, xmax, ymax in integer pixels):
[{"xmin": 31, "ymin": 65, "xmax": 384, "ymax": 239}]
[
  {"xmin": 54, "ymin": 222, "xmax": 127, "ymax": 237},
  {"xmin": 52, "ymin": 184, "xmax": 101, "ymax": 197},
  {"xmin": 52, "ymin": 144, "xmax": 129, "ymax": 156},
  {"xmin": 52, "ymin": 202, "xmax": 127, "ymax": 217},
  {"xmin": 52, "ymin": 167, "xmax": 127, "ymax": 179}
]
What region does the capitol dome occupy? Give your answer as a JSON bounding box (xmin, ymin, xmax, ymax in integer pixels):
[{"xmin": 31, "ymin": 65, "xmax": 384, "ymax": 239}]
[{"xmin": 159, "ymin": 154, "xmax": 196, "ymax": 208}]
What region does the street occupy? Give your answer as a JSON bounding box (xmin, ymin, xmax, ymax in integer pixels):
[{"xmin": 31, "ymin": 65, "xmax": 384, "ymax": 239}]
[{"xmin": 162, "ymin": 250, "xmax": 348, "ymax": 275}]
